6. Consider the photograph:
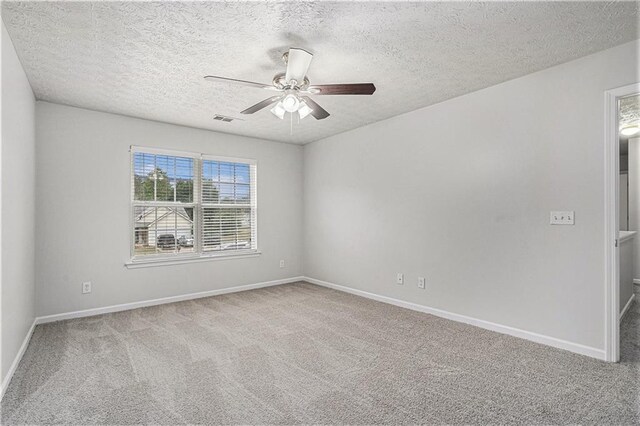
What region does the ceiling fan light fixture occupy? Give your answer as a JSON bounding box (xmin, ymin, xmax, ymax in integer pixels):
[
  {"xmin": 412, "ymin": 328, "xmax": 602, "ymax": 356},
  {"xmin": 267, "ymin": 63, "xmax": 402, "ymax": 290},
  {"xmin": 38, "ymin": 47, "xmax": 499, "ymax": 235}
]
[
  {"xmin": 270, "ymin": 101, "xmax": 286, "ymax": 120},
  {"xmin": 281, "ymin": 94, "xmax": 300, "ymax": 113},
  {"xmin": 206, "ymin": 47, "xmax": 375, "ymax": 123},
  {"xmin": 298, "ymin": 101, "xmax": 313, "ymax": 119},
  {"xmin": 621, "ymin": 125, "xmax": 640, "ymax": 136}
]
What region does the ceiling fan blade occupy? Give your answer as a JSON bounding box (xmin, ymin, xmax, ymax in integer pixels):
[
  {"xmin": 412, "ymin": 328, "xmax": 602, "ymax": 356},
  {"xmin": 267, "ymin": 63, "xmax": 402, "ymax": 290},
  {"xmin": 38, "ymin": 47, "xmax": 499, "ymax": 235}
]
[
  {"xmin": 285, "ymin": 48, "xmax": 313, "ymax": 84},
  {"xmin": 240, "ymin": 96, "xmax": 282, "ymax": 114},
  {"xmin": 304, "ymin": 83, "xmax": 376, "ymax": 95},
  {"xmin": 204, "ymin": 75, "xmax": 280, "ymax": 91},
  {"xmin": 300, "ymin": 96, "xmax": 330, "ymax": 120}
]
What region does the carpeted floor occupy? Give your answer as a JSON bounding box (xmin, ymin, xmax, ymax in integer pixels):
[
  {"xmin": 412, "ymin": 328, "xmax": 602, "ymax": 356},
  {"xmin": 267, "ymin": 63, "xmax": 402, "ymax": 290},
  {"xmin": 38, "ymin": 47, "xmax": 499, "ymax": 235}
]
[{"xmin": 1, "ymin": 281, "xmax": 639, "ymax": 425}]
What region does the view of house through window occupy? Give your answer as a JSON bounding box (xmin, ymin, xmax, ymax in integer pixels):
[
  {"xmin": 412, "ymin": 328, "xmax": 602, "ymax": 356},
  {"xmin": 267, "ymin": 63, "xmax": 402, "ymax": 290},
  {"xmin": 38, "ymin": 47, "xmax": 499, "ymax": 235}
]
[{"xmin": 131, "ymin": 148, "xmax": 256, "ymax": 261}]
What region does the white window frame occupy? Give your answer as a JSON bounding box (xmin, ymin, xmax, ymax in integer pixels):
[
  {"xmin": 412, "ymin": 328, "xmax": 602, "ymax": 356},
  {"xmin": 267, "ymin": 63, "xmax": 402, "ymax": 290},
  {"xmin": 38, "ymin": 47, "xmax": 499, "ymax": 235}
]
[{"xmin": 127, "ymin": 146, "xmax": 259, "ymax": 268}]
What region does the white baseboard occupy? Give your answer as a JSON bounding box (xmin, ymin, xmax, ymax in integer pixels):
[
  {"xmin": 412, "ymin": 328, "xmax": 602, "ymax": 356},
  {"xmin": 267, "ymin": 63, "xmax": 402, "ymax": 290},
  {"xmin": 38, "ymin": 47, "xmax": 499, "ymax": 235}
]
[
  {"xmin": 36, "ymin": 276, "xmax": 304, "ymax": 324},
  {"xmin": 620, "ymin": 293, "xmax": 636, "ymax": 321},
  {"xmin": 1, "ymin": 318, "xmax": 37, "ymax": 401},
  {"xmin": 303, "ymin": 276, "xmax": 606, "ymax": 361}
]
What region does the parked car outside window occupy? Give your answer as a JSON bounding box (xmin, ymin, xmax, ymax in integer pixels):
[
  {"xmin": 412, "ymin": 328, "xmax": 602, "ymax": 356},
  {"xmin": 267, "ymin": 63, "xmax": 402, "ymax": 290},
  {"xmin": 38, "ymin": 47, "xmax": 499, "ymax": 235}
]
[
  {"xmin": 178, "ymin": 235, "xmax": 194, "ymax": 247},
  {"xmin": 157, "ymin": 234, "xmax": 177, "ymax": 249}
]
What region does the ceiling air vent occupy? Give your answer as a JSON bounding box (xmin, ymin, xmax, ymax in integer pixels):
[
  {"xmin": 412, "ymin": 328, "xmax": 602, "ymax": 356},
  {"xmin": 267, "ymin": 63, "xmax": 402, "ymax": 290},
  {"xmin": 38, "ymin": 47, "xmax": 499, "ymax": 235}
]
[{"xmin": 213, "ymin": 114, "xmax": 241, "ymax": 123}]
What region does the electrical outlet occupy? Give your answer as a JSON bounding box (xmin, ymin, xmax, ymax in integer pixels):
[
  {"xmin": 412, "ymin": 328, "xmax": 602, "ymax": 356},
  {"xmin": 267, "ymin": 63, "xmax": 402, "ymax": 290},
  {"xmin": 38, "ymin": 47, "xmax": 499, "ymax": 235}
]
[
  {"xmin": 550, "ymin": 211, "xmax": 574, "ymax": 225},
  {"xmin": 418, "ymin": 277, "xmax": 426, "ymax": 289},
  {"xmin": 396, "ymin": 273, "xmax": 404, "ymax": 285},
  {"xmin": 279, "ymin": 260, "xmax": 285, "ymax": 268},
  {"xmin": 82, "ymin": 281, "xmax": 92, "ymax": 294}
]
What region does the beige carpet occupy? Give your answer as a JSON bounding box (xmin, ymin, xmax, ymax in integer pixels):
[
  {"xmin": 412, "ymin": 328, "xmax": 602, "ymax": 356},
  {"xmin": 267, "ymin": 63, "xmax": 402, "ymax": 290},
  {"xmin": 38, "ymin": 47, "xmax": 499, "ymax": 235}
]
[{"xmin": 2, "ymin": 281, "xmax": 639, "ymax": 424}]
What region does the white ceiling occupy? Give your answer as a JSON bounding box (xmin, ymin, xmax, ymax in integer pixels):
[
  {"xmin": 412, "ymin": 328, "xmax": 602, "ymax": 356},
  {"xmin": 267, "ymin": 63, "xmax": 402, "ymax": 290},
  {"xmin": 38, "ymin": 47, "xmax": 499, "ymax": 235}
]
[{"xmin": 2, "ymin": 1, "xmax": 639, "ymax": 144}]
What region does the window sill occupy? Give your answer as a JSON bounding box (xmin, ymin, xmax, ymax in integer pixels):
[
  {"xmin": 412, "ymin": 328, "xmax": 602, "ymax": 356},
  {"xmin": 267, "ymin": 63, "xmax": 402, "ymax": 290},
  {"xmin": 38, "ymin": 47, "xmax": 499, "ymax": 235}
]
[{"xmin": 125, "ymin": 251, "xmax": 261, "ymax": 269}]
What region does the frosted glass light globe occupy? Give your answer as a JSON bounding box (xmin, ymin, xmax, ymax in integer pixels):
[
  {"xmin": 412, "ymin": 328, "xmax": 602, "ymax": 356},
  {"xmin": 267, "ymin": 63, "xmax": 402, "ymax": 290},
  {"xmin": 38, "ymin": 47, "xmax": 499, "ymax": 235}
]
[{"xmin": 282, "ymin": 94, "xmax": 300, "ymax": 113}]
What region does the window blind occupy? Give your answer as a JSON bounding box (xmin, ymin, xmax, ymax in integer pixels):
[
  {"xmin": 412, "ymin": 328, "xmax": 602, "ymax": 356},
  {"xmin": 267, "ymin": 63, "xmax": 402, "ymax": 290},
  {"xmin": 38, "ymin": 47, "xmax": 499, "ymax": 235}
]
[
  {"xmin": 130, "ymin": 147, "xmax": 257, "ymax": 261},
  {"xmin": 201, "ymin": 158, "xmax": 257, "ymax": 252}
]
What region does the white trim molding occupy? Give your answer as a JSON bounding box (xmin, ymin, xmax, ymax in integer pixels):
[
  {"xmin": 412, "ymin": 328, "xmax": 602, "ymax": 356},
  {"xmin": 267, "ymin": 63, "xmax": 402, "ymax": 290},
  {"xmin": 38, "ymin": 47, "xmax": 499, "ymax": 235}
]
[
  {"xmin": 604, "ymin": 82, "xmax": 640, "ymax": 362},
  {"xmin": 1, "ymin": 319, "xmax": 37, "ymax": 401},
  {"xmin": 304, "ymin": 277, "xmax": 606, "ymax": 360},
  {"xmin": 620, "ymin": 294, "xmax": 636, "ymax": 322},
  {"xmin": 125, "ymin": 251, "xmax": 262, "ymax": 269},
  {"xmin": 36, "ymin": 276, "xmax": 304, "ymax": 324}
]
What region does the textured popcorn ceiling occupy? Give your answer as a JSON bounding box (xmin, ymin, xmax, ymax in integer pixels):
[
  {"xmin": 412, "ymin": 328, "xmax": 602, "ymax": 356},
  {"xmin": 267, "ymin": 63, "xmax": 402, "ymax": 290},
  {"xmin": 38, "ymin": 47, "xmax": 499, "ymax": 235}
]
[
  {"xmin": 620, "ymin": 95, "xmax": 640, "ymax": 128},
  {"xmin": 2, "ymin": 1, "xmax": 639, "ymax": 144},
  {"xmin": 619, "ymin": 95, "xmax": 639, "ymax": 148}
]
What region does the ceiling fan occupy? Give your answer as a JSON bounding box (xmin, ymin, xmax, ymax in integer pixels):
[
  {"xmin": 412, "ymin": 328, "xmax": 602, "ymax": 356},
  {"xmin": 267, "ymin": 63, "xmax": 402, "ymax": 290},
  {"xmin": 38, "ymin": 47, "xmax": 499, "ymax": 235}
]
[{"xmin": 204, "ymin": 48, "xmax": 376, "ymax": 121}]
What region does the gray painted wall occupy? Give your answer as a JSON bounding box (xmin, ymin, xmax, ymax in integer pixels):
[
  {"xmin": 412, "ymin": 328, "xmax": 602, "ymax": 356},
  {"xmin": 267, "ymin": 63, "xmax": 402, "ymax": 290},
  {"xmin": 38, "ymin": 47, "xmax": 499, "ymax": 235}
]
[
  {"xmin": 1, "ymin": 22, "xmax": 36, "ymax": 381},
  {"xmin": 35, "ymin": 102, "xmax": 304, "ymax": 316},
  {"xmin": 620, "ymin": 237, "xmax": 634, "ymax": 314},
  {"xmin": 620, "ymin": 173, "xmax": 628, "ymax": 231},
  {"xmin": 303, "ymin": 40, "xmax": 639, "ymax": 351}
]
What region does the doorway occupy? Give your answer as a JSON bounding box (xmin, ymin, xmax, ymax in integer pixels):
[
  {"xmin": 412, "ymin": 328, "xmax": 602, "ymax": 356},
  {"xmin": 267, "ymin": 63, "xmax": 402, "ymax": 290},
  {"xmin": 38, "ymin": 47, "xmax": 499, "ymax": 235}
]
[{"xmin": 605, "ymin": 83, "xmax": 640, "ymax": 362}]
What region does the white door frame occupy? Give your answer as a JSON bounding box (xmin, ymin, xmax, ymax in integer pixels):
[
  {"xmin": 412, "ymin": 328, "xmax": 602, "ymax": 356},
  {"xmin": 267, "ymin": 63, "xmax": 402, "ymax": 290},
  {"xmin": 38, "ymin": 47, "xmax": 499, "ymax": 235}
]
[{"xmin": 604, "ymin": 82, "xmax": 640, "ymax": 362}]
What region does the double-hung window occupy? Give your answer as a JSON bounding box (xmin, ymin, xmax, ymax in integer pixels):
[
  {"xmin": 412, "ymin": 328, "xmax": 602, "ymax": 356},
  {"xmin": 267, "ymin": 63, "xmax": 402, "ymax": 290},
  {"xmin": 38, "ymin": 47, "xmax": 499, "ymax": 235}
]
[{"xmin": 130, "ymin": 146, "xmax": 257, "ymax": 264}]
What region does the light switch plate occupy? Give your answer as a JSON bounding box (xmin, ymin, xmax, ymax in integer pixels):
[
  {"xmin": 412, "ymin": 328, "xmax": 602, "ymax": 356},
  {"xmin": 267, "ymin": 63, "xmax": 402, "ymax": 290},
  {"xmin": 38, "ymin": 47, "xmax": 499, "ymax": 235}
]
[
  {"xmin": 550, "ymin": 211, "xmax": 574, "ymax": 225},
  {"xmin": 418, "ymin": 277, "xmax": 426, "ymax": 289}
]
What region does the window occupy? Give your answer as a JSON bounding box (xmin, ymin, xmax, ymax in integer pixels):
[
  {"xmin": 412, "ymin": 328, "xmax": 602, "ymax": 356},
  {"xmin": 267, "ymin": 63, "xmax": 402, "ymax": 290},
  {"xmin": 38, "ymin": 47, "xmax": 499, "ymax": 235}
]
[{"xmin": 130, "ymin": 147, "xmax": 257, "ymax": 264}]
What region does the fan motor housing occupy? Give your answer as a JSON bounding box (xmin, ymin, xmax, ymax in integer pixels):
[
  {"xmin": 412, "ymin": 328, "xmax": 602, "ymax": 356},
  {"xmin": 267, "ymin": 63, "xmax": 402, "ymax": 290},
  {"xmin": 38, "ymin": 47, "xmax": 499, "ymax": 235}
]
[{"xmin": 273, "ymin": 72, "xmax": 309, "ymax": 91}]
